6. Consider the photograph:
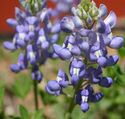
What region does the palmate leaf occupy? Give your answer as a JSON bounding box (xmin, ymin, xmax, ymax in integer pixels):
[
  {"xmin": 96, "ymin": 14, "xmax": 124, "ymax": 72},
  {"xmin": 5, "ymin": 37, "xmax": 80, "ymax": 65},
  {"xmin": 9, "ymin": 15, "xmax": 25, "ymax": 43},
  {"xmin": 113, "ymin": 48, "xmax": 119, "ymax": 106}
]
[
  {"xmin": 12, "ymin": 74, "xmax": 32, "ymax": 99},
  {"xmin": 52, "ymin": 104, "xmax": 65, "ymax": 119},
  {"xmin": 39, "ymin": 90, "xmax": 57, "ymax": 105},
  {"xmin": 33, "ymin": 109, "xmax": 45, "ymax": 119},
  {"xmin": 19, "ymin": 105, "xmax": 30, "ymax": 119}
]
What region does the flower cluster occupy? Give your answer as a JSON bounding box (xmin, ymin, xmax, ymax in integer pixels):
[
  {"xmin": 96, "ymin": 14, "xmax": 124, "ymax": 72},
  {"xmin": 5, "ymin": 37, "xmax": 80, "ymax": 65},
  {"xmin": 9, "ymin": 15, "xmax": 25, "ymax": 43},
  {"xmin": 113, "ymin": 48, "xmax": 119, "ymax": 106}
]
[
  {"xmin": 3, "ymin": 1, "xmax": 60, "ymax": 82},
  {"xmin": 46, "ymin": 0, "xmax": 124, "ymax": 112},
  {"xmin": 3, "ymin": 0, "xmax": 124, "ymax": 113}
]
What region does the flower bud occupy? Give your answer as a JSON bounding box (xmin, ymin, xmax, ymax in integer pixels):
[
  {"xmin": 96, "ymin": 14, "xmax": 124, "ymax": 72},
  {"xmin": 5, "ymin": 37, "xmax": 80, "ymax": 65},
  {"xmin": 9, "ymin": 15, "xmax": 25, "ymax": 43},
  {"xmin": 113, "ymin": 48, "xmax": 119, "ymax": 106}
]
[{"xmin": 109, "ymin": 37, "xmax": 123, "ymax": 49}]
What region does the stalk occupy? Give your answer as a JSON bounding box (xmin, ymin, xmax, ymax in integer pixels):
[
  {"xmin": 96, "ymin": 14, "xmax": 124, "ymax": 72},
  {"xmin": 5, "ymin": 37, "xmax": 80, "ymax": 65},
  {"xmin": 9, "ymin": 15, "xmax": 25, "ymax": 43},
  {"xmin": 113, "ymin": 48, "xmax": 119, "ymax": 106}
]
[
  {"xmin": 33, "ymin": 80, "xmax": 39, "ymax": 110},
  {"xmin": 66, "ymin": 79, "xmax": 83, "ymax": 119}
]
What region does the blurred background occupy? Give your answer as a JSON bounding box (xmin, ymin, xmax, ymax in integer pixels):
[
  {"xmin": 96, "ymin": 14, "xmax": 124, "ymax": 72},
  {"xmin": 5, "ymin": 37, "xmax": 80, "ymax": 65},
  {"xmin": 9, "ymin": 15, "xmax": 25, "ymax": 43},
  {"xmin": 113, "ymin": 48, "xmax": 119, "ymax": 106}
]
[{"xmin": 0, "ymin": 0, "xmax": 125, "ymax": 119}]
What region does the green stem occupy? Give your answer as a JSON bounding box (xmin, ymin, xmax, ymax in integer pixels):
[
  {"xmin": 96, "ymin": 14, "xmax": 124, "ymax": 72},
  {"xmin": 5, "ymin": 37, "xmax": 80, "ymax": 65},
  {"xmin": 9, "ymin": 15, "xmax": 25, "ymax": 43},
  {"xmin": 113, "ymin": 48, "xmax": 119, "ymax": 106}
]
[
  {"xmin": 33, "ymin": 80, "xmax": 39, "ymax": 111},
  {"xmin": 67, "ymin": 79, "xmax": 83, "ymax": 118}
]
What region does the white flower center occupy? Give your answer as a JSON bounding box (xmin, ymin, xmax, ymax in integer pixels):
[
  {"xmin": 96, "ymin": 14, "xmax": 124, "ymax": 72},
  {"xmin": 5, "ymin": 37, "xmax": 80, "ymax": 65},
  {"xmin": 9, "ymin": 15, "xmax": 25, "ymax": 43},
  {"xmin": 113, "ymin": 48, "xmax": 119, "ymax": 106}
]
[
  {"xmin": 29, "ymin": 25, "xmax": 35, "ymax": 31},
  {"xmin": 96, "ymin": 33, "xmax": 100, "ymax": 42},
  {"xmin": 56, "ymin": 76, "xmax": 62, "ymax": 82},
  {"xmin": 62, "ymin": 43, "xmax": 65, "ymax": 48},
  {"xmin": 73, "ymin": 68, "xmax": 80, "ymax": 76},
  {"xmin": 19, "ymin": 33, "xmax": 25, "ymax": 40},
  {"xmin": 13, "ymin": 37, "xmax": 16, "ymax": 44},
  {"xmin": 108, "ymin": 32, "xmax": 113, "ymax": 39},
  {"xmin": 67, "ymin": 43, "xmax": 73, "ymax": 51},
  {"xmin": 82, "ymin": 96, "xmax": 88, "ymax": 103},
  {"xmin": 29, "ymin": 52, "xmax": 35, "ymax": 59},
  {"xmin": 95, "ymin": 50, "xmax": 102, "ymax": 58},
  {"xmin": 47, "ymin": 22, "xmax": 52, "ymax": 29},
  {"xmin": 39, "ymin": 36, "xmax": 46, "ymax": 43}
]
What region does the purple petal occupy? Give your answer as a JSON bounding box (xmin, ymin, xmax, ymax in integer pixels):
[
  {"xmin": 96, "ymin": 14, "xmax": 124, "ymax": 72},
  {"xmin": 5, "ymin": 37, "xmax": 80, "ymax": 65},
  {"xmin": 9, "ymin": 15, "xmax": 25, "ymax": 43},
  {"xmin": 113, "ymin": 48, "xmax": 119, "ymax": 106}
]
[
  {"xmin": 47, "ymin": 80, "xmax": 61, "ymax": 91},
  {"xmin": 80, "ymin": 103, "xmax": 89, "ymax": 112},
  {"xmin": 99, "ymin": 4, "xmax": 108, "ymax": 18},
  {"xmin": 90, "ymin": 92, "xmax": 104, "ymax": 102},
  {"xmin": 81, "ymin": 89, "xmax": 89, "ymax": 96},
  {"xmin": 42, "ymin": 41, "xmax": 49, "ymax": 49},
  {"xmin": 16, "ymin": 25, "xmax": 26, "ymax": 32},
  {"xmin": 16, "ymin": 39, "xmax": 26, "ymax": 47},
  {"xmin": 10, "ymin": 64, "xmax": 20, "ymax": 73},
  {"xmin": 3, "ymin": 41, "xmax": 16, "ymax": 51},
  {"xmin": 60, "ymin": 17, "xmax": 75, "ymax": 33},
  {"xmin": 97, "ymin": 57, "xmax": 107, "ymax": 67},
  {"xmin": 53, "ymin": 44, "xmax": 72, "ymax": 60},
  {"xmin": 96, "ymin": 20, "xmax": 106, "ymax": 33},
  {"xmin": 51, "ymin": 23, "xmax": 61, "ymax": 33},
  {"xmin": 72, "ymin": 16, "xmax": 83, "ymax": 28},
  {"xmin": 71, "ymin": 75, "xmax": 79, "ymax": 85},
  {"xmin": 6, "ymin": 18, "xmax": 18, "ymax": 27},
  {"xmin": 71, "ymin": 46, "xmax": 81, "ymax": 56},
  {"xmin": 109, "ymin": 37, "xmax": 123, "ymax": 49},
  {"xmin": 107, "ymin": 55, "xmax": 119, "ymax": 66},
  {"xmin": 59, "ymin": 80, "xmax": 68, "ymax": 88},
  {"xmin": 99, "ymin": 77, "xmax": 113, "ymax": 87},
  {"xmin": 45, "ymin": 86, "xmax": 56, "ymax": 95},
  {"xmin": 26, "ymin": 16, "xmax": 39, "ymax": 25},
  {"xmin": 104, "ymin": 11, "xmax": 117, "ymax": 29},
  {"xmin": 50, "ymin": 34, "xmax": 59, "ymax": 43},
  {"xmin": 90, "ymin": 53, "xmax": 97, "ymax": 61}
]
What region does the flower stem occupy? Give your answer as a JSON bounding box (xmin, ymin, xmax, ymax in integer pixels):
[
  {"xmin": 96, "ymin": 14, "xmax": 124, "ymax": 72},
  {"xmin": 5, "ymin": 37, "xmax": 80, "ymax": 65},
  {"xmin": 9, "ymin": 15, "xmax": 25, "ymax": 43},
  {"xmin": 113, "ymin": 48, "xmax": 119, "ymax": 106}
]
[
  {"xmin": 67, "ymin": 79, "xmax": 83, "ymax": 118},
  {"xmin": 33, "ymin": 80, "xmax": 39, "ymax": 110}
]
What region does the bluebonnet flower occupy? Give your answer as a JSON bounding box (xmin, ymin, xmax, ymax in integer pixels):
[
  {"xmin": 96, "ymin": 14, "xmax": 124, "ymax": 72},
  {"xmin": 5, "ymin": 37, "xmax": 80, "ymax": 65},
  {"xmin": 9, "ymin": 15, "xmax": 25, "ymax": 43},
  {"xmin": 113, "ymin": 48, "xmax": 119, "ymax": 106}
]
[
  {"xmin": 45, "ymin": 69, "xmax": 68, "ymax": 95},
  {"xmin": 69, "ymin": 58, "xmax": 85, "ymax": 85},
  {"xmin": 46, "ymin": 0, "xmax": 124, "ymax": 112},
  {"xmin": 10, "ymin": 53, "xmax": 27, "ymax": 73},
  {"xmin": 76, "ymin": 85, "xmax": 104, "ymax": 112},
  {"xmin": 32, "ymin": 65, "xmax": 43, "ymax": 82}
]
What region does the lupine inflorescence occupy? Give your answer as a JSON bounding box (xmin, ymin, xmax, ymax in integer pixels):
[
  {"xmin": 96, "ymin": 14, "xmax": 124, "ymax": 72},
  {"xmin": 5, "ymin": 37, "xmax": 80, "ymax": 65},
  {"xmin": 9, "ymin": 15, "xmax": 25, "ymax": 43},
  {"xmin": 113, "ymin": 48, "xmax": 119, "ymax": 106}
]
[
  {"xmin": 3, "ymin": 0, "xmax": 62, "ymax": 82},
  {"xmin": 46, "ymin": 0, "xmax": 124, "ymax": 112},
  {"xmin": 3, "ymin": 0, "xmax": 124, "ymax": 113}
]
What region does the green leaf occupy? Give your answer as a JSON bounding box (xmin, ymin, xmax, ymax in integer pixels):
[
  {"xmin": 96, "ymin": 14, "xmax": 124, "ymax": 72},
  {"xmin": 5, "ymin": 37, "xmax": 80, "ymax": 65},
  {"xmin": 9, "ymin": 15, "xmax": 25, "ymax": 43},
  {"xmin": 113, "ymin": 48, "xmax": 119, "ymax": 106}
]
[
  {"xmin": 19, "ymin": 105, "xmax": 30, "ymax": 119},
  {"xmin": 108, "ymin": 112, "xmax": 121, "ymax": 119},
  {"xmin": 71, "ymin": 105, "xmax": 96, "ymax": 119},
  {"xmin": 33, "ymin": 109, "xmax": 44, "ymax": 119},
  {"xmin": 39, "ymin": 90, "xmax": 57, "ymax": 105},
  {"xmin": 71, "ymin": 105, "xmax": 84, "ymax": 119},
  {"xmin": 52, "ymin": 104, "xmax": 65, "ymax": 119},
  {"xmin": 98, "ymin": 99, "xmax": 112, "ymax": 109},
  {"xmin": 12, "ymin": 74, "xmax": 32, "ymax": 98},
  {"xmin": 0, "ymin": 87, "xmax": 4, "ymax": 109},
  {"xmin": 116, "ymin": 74, "xmax": 125, "ymax": 86},
  {"xmin": 11, "ymin": 117, "xmax": 21, "ymax": 119},
  {"xmin": 118, "ymin": 47, "xmax": 125, "ymax": 58},
  {"xmin": 115, "ymin": 95, "xmax": 125, "ymax": 104}
]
